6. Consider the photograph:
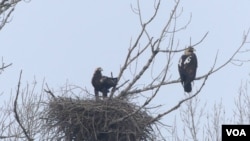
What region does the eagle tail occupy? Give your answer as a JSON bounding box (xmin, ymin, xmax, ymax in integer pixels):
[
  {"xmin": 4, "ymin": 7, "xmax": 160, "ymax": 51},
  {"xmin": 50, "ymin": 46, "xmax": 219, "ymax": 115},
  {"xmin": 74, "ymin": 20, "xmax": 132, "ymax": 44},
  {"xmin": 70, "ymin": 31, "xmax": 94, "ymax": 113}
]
[{"xmin": 184, "ymin": 82, "xmax": 192, "ymax": 93}]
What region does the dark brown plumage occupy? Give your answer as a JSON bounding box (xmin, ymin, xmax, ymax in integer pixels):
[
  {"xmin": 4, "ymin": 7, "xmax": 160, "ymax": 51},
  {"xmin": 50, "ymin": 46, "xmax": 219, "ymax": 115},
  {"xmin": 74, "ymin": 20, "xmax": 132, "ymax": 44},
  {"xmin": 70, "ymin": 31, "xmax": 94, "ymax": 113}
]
[
  {"xmin": 91, "ymin": 67, "xmax": 118, "ymax": 99},
  {"xmin": 178, "ymin": 47, "xmax": 198, "ymax": 92}
]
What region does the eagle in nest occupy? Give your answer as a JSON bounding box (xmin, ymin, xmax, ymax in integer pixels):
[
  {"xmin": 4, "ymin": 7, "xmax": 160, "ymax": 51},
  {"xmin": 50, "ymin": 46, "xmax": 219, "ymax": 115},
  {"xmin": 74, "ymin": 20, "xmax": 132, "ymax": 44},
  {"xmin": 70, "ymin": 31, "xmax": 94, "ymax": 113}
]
[
  {"xmin": 91, "ymin": 67, "xmax": 118, "ymax": 99},
  {"xmin": 178, "ymin": 47, "xmax": 198, "ymax": 92}
]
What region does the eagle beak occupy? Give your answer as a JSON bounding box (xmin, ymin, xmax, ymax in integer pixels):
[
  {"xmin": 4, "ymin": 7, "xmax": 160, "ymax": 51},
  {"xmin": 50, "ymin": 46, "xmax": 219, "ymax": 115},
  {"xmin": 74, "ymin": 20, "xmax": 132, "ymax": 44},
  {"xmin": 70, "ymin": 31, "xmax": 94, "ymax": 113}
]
[{"xmin": 190, "ymin": 47, "xmax": 196, "ymax": 52}]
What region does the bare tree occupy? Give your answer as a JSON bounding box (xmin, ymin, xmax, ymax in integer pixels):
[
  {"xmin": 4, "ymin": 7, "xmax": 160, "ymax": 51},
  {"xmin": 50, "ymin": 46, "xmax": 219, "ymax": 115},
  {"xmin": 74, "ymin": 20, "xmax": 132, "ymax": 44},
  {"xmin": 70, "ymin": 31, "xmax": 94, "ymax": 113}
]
[
  {"xmin": 0, "ymin": 74, "xmax": 46, "ymax": 141},
  {"xmin": 0, "ymin": 1, "xmax": 33, "ymax": 140},
  {"xmin": 0, "ymin": 0, "xmax": 26, "ymax": 30},
  {"xmin": 0, "ymin": 55, "xmax": 12, "ymax": 140},
  {"xmin": 0, "ymin": 0, "xmax": 20, "ymax": 73},
  {"xmin": 109, "ymin": 0, "xmax": 249, "ymax": 125},
  {"xmin": 178, "ymin": 95, "xmax": 206, "ymax": 141},
  {"xmin": 174, "ymin": 79, "xmax": 250, "ymax": 141},
  {"xmin": 233, "ymin": 80, "xmax": 250, "ymax": 124}
]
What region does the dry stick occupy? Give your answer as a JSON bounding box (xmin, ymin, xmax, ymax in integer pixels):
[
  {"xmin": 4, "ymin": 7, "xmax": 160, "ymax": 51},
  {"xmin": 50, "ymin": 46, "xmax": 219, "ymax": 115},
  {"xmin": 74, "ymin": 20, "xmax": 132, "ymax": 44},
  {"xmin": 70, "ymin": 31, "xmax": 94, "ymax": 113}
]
[
  {"xmin": 158, "ymin": 31, "xmax": 209, "ymax": 53},
  {"xmin": 117, "ymin": 0, "xmax": 180, "ymax": 98},
  {"xmin": 115, "ymin": 80, "xmax": 129, "ymax": 90},
  {"xmin": 0, "ymin": 7, "xmax": 14, "ymax": 30},
  {"xmin": 14, "ymin": 70, "xmax": 33, "ymax": 141},
  {"xmin": 149, "ymin": 3, "xmax": 179, "ymax": 86},
  {"xmin": 205, "ymin": 29, "xmax": 249, "ymax": 75},
  {"xmin": 118, "ymin": 50, "xmax": 158, "ymax": 98},
  {"xmin": 110, "ymin": 0, "xmax": 162, "ymax": 99},
  {"xmin": 44, "ymin": 83, "xmax": 56, "ymax": 98},
  {"xmin": 109, "ymin": 24, "xmax": 146, "ymax": 99},
  {"xmin": 0, "ymin": 0, "xmax": 22, "ymax": 6},
  {"xmin": 0, "ymin": 135, "xmax": 21, "ymax": 139},
  {"xmin": 127, "ymin": 39, "xmax": 153, "ymax": 68},
  {"xmin": 120, "ymin": 39, "xmax": 158, "ymax": 98},
  {"xmin": 119, "ymin": 24, "xmax": 146, "ymax": 80},
  {"xmin": 156, "ymin": 0, "xmax": 180, "ymax": 49},
  {"xmin": 0, "ymin": 63, "xmax": 12, "ymax": 70},
  {"xmin": 137, "ymin": 0, "xmax": 161, "ymax": 25},
  {"xmin": 192, "ymin": 32, "xmax": 209, "ymax": 47}
]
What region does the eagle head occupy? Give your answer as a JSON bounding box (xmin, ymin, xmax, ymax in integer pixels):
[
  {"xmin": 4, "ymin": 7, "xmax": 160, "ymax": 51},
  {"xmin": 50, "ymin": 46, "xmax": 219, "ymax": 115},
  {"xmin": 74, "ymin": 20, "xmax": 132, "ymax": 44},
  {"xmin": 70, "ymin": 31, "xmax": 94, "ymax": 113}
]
[
  {"xmin": 95, "ymin": 67, "xmax": 103, "ymax": 72},
  {"xmin": 184, "ymin": 46, "xmax": 195, "ymax": 55},
  {"xmin": 93, "ymin": 67, "xmax": 103, "ymax": 79}
]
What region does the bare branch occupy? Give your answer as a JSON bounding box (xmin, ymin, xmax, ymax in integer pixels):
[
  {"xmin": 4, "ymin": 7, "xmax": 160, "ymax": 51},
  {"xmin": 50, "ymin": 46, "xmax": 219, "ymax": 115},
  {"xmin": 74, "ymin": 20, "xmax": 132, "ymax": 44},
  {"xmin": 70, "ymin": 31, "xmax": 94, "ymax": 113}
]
[
  {"xmin": 118, "ymin": 49, "xmax": 159, "ymax": 98},
  {"xmin": 0, "ymin": 0, "xmax": 24, "ymax": 30},
  {"xmin": 192, "ymin": 32, "xmax": 209, "ymax": 47},
  {"xmin": 13, "ymin": 70, "xmax": 34, "ymax": 141},
  {"xmin": 123, "ymin": 29, "xmax": 249, "ymax": 96},
  {"xmin": 44, "ymin": 83, "xmax": 56, "ymax": 98},
  {"xmin": 115, "ymin": 79, "xmax": 129, "ymax": 90},
  {"xmin": 197, "ymin": 29, "xmax": 249, "ymax": 78},
  {"xmin": 0, "ymin": 62, "xmax": 12, "ymax": 72},
  {"xmin": 116, "ymin": 24, "xmax": 146, "ymax": 82},
  {"xmin": 158, "ymin": 31, "xmax": 209, "ymax": 53},
  {"xmin": 148, "ymin": 68, "xmax": 211, "ymax": 125}
]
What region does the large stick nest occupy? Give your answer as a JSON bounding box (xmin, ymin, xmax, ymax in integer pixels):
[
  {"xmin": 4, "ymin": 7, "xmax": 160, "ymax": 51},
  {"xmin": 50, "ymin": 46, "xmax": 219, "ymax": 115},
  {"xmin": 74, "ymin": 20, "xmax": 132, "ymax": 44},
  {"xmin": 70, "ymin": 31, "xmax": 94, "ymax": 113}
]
[{"xmin": 45, "ymin": 97, "xmax": 156, "ymax": 141}]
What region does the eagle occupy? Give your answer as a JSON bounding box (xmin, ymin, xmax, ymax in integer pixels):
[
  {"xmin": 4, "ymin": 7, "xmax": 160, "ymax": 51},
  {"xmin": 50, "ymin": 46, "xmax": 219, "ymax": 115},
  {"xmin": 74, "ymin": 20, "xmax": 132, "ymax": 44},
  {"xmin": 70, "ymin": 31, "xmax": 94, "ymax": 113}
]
[
  {"xmin": 91, "ymin": 67, "xmax": 118, "ymax": 99},
  {"xmin": 178, "ymin": 47, "xmax": 198, "ymax": 92}
]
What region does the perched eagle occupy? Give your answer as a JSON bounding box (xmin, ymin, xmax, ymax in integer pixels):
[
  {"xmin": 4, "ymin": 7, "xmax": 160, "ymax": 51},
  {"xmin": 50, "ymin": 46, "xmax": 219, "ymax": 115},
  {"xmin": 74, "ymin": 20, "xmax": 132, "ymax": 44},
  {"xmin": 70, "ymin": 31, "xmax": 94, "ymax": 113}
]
[
  {"xmin": 91, "ymin": 67, "xmax": 118, "ymax": 99},
  {"xmin": 178, "ymin": 47, "xmax": 198, "ymax": 92}
]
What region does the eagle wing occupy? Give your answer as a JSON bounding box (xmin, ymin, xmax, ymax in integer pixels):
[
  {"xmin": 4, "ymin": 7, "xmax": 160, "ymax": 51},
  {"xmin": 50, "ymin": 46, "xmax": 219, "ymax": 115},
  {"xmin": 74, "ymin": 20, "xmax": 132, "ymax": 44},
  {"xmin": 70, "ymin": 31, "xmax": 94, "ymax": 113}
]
[
  {"xmin": 179, "ymin": 53, "xmax": 197, "ymax": 81},
  {"xmin": 185, "ymin": 53, "xmax": 197, "ymax": 80},
  {"xmin": 100, "ymin": 76, "xmax": 118, "ymax": 89},
  {"xmin": 178, "ymin": 53, "xmax": 198, "ymax": 92}
]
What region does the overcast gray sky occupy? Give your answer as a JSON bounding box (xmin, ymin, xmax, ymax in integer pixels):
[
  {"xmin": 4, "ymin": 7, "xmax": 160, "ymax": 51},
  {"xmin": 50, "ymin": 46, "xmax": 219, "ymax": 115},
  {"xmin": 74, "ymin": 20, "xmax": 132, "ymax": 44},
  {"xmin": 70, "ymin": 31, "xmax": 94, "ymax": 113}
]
[{"xmin": 1, "ymin": 0, "xmax": 250, "ymax": 139}]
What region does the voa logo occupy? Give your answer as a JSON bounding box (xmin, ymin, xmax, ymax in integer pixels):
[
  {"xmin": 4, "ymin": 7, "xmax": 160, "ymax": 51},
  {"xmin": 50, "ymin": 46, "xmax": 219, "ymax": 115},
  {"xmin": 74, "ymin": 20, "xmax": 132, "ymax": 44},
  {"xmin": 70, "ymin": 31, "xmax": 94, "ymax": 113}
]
[{"xmin": 226, "ymin": 129, "xmax": 246, "ymax": 136}]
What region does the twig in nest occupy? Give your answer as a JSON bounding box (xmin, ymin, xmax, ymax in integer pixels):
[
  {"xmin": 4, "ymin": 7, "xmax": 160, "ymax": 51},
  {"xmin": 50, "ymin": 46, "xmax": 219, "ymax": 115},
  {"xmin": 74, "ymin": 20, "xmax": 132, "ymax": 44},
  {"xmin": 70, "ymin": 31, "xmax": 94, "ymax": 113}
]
[
  {"xmin": 44, "ymin": 83, "xmax": 55, "ymax": 98},
  {"xmin": 45, "ymin": 97, "xmax": 155, "ymax": 140}
]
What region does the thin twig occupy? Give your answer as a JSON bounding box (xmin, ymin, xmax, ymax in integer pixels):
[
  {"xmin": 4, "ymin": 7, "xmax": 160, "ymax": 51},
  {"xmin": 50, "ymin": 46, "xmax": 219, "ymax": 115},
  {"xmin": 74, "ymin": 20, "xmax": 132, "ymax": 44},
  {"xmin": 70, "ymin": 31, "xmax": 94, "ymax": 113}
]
[
  {"xmin": 0, "ymin": 63, "xmax": 12, "ymax": 70},
  {"xmin": 192, "ymin": 32, "xmax": 209, "ymax": 47},
  {"xmin": 44, "ymin": 83, "xmax": 56, "ymax": 98},
  {"xmin": 115, "ymin": 79, "xmax": 129, "ymax": 90},
  {"xmin": 158, "ymin": 31, "xmax": 209, "ymax": 53}
]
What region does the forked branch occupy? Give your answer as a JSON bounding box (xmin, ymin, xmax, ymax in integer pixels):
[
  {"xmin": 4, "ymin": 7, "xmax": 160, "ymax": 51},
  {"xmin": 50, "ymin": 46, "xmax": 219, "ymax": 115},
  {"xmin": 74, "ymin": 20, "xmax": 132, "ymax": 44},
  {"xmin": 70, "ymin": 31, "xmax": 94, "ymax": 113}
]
[{"xmin": 13, "ymin": 70, "xmax": 33, "ymax": 141}]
